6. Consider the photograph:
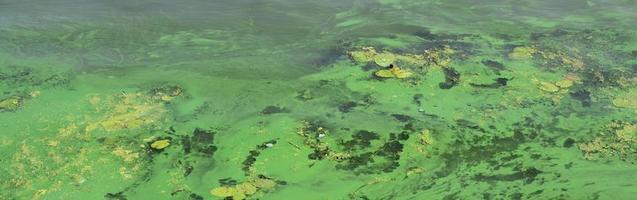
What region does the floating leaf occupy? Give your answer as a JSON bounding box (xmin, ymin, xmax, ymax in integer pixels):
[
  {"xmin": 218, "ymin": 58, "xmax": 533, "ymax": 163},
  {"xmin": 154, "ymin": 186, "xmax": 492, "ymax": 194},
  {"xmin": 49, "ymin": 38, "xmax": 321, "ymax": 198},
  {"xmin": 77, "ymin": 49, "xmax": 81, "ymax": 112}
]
[
  {"xmin": 233, "ymin": 193, "xmax": 247, "ymax": 200},
  {"xmin": 251, "ymin": 178, "xmax": 277, "ymax": 189},
  {"xmin": 150, "ymin": 139, "xmax": 170, "ymax": 150},
  {"xmin": 555, "ymin": 79, "xmax": 573, "ymax": 88},
  {"xmin": 393, "ymin": 69, "xmax": 413, "ymax": 79},
  {"xmin": 374, "ymin": 64, "xmax": 413, "ymax": 79},
  {"xmin": 374, "ymin": 69, "xmax": 395, "ymax": 78},
  {"xmin": 373, "ymin": 53, "xmax": 397, "ymax": 66},
  {"xmin": 236, "ymin": 183, "xmax": 257, "ymax": 195},
  {"xmin": 539, "ymin": 82, "xmax": 559, "ymax": 92},
  {"xmin": 210, "ymin": 186, "xmax": 237, "ymax": 197}
]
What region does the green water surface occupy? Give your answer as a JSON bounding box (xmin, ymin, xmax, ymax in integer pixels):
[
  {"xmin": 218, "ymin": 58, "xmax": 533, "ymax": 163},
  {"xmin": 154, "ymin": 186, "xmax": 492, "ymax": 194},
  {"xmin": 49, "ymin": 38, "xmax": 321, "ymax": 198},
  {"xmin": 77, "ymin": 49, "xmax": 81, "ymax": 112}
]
[{"xmin": 1, "ymin": 0, "xmax": 637, "ymax": 199}]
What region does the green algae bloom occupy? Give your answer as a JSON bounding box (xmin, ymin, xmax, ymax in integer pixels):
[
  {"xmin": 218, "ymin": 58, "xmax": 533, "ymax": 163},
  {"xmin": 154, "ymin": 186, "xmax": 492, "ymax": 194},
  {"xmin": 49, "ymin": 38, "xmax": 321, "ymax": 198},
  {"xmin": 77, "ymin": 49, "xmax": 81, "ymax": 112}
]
[{"xmin": 2, "ymin": 1, "xmax": 637, "ymax": 200}]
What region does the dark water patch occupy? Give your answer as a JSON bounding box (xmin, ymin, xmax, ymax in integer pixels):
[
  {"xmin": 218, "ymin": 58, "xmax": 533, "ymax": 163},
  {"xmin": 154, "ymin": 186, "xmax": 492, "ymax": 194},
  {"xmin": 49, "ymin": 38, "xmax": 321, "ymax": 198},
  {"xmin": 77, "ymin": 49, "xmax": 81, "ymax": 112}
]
[
  {"xmin": 218, "ymin": 177, "xmax": 239, "ymax": 186},
  {"xmin": 481, "ymin": 60, "xmax": 506, "ymax": 74},
  {"xmin": 242, "ymin": 139, "xmax": 278, "ymax": 175},
  {"xmin": 261, "ymin": 105, "xmax": 290, "ymax": 115},
  {"xmin": 188, "ymin": 193, "xmax": 203, "ymax": 200},
  {"xmin": 436, "ymin": 121, "xmax": 532, "ymax": 178},
  {"xmin": 341, "ymin": 130, "xmax": 380, "ymax": 151},
  {"xmin": 391, "ymin": 114, "xmax": 413, "ymax": 122},
  {"xmin": 474, "ymin": 167, "xmax": 542, "ymax": 184},
  {"xmin": 336, "ymin": 131, "xmax": 407, "ymax": 174},
  {"xmin": 338, "ymin": 101, "xmax": 358, "ymax": 113},
  {"xmin": 104, "ymin": 192, "xmax": 127, "ymax": 200},
  {"xmin": 0, "ymin": 66, "xmax": 71, "ymax": 88},
  {"xmin": 309, "ymin": 44, "xmax": 349, "ymax": 67},
  {"xmin": 569, "ymin": 89, "xmax": 591, "ymax": 107},
  {"xmin": 563, "ymin": 138, "xmax": 575, "ymax": 148},
  {"xmin": 181, "ymin": 128, "xmax": 218, "ymax": 157},
  {"xmin": 439, "ymin": 67, "xmax": 460, "ymax": 89},
  {"xmin": 335, "ymin": 152, "xmax": 374, "ymax": 173},
  {"xmin": 413, "ymin": 94, "xmax": 423, "ymax": 106},
  {"xmin": 413, "ymin": 28, "xmax": 474, "ymax": 41},
  {"xmin": 469, "ymin": 77, "xmax": 510, "ymax": 89},
  {"xmin": 361, "ymin": 62, "xmax": 380, "ymax": 71}
]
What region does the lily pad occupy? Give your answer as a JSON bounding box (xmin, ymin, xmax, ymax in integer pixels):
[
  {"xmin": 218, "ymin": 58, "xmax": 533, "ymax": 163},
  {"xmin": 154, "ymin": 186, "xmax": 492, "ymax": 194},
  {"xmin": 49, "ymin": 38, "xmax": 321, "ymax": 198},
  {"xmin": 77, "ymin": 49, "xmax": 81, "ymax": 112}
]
[
  {"xmin": 150, "ymin": 139, "xmax": 170, "ymax": 150},
  {"xmin": 374, "ymin": 64, "xmax": 413, "ymax": 79},
  {"xmin": 373, "ymin": 53, "xmax": 397, "ymax": 66},
  {"xmin": 210, "ymin": 186, "xmax": 237, "ymax": 197}
]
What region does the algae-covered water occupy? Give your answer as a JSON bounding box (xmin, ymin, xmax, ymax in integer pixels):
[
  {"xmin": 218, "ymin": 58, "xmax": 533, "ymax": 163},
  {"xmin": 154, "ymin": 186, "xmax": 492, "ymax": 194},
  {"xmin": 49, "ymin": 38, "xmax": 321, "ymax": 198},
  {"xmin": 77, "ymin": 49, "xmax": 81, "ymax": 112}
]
[{"xmin": 1, "ymin": 0, "xmax": 637, "ymax": 199}]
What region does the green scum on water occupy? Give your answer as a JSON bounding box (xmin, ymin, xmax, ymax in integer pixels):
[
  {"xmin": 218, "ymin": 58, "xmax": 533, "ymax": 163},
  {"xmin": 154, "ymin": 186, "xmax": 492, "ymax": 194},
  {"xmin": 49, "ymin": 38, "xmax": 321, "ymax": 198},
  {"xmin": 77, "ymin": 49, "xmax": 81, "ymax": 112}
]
[{"xmin": 1, "ymin": 0, "xmax": 637, "ymax": 199}]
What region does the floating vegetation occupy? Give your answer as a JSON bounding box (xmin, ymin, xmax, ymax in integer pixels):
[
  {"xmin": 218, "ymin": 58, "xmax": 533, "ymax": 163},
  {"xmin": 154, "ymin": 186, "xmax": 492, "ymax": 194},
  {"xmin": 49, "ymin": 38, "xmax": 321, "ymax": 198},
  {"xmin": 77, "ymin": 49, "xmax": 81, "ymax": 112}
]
[
  {"xmin": 508, "ymin": 46, "xmax": 537, "ymax": 60},
  {"xmin": 579, "ymin": 121, "xmax": 637, "ymax": 161},
  {"xmin": 150, "ymin": 139, "xmax": 171, "ymax": 150},
  {"xmin": 85, "ymin": 87, "xmax": 181, "ymax": 132},
  {"xmin": 612, "ymin": 90, "xmax": 637, "ymax": 110},
  {"xmin": 2, "ymin": 2, "xmax": 637, "ymax": 200},
  {"xmin": 373, "ymin": 64, "xmax": 413, "ymax": 79},
  {"xmin": 210, "ymin": 176, "xmax": 279, "ymax": 200},
  {"xmin": 0, "ymin": 95, "xmax": 24, "ymax": 112}
]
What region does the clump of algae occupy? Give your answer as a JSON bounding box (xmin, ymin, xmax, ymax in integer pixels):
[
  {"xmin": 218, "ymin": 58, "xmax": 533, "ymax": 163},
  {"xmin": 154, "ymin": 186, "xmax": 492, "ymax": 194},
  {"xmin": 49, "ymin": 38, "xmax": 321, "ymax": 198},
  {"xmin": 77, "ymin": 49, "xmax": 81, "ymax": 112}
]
[
  {"xmin": 348, "ymin": 46, "xmax": 430, "ymax": 68},
  {"xmin": 508, "ymin": 46, "xmax": 537, "ymax": 60},
  {"xmin": 348, "ymin": 46, "xmax": 455, "ymax": 80},
  {"xmin": 532, "ymin": 74, "xmax": 579, "ymax": 100},
  {"xmin": 210, "ymin": 177, "xmax": 278, "ymax": 200},
  {"xmin": 532, "ymin": 75, "xmax": 580, "ymax": 104},
  {"xmin": 537, "ymin": 49, "xmax": 586, "ymax": 71},
  {"xmin": 374, "ymin": 64, "xmax": 413, "ymax": 79},
  {"xmin": 612, "ymin": 91, "xmax": 637, "ymax": 110},
  {"xmin": 0, "ymin": 95, "xmax": 23, "ymax": 112},
  {"xmin": 85, "ymin": 92, "xmax": 171, "ymax": 132},
  {"xmin": 150, "ymin": 139, "xmax": 170, "ymax": 150},
  {"xmin": 3, "ymin": 85, "xmax": 184, "ymax": 199},
  {"xmin": 579, "ymin": 121, "xmax": 637, "ymax": 160},
  {"xmin": 418, "ymin": 129, "xmax": 434, "ymax": 145}
]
